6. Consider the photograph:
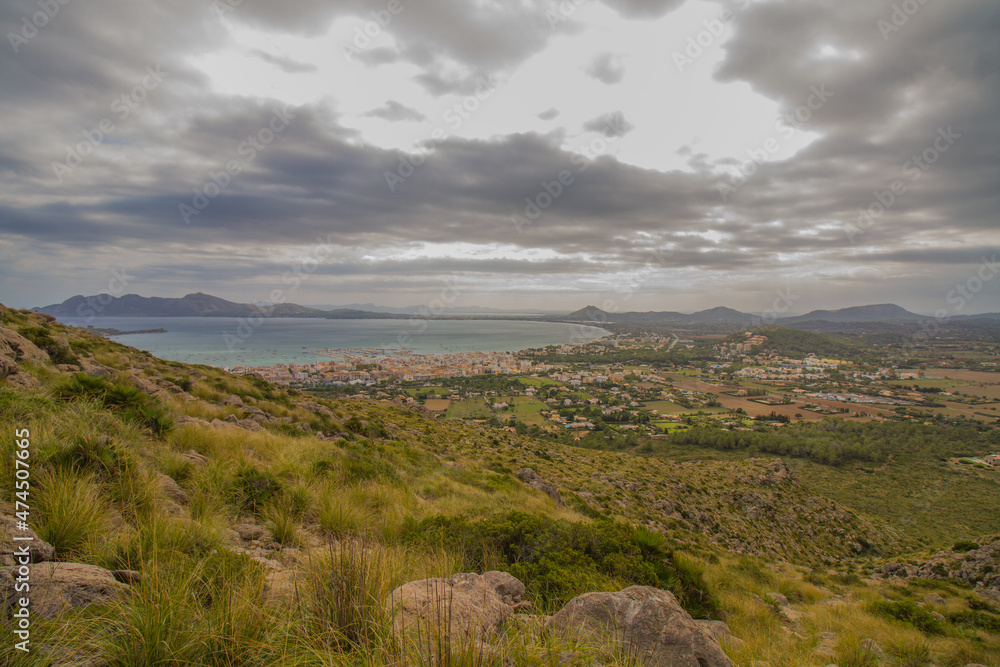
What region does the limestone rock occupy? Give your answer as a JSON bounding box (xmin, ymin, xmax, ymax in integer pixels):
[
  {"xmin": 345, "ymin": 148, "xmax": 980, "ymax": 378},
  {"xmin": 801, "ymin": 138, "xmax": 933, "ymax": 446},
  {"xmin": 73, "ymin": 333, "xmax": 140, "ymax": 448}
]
[
  {"xmin": 389, "ymin": 572, "xmax": 516, "ymax": 639},
  {"xmin": 550, "ymin": 586, "xmax": 734, "ymax": 667},
  {"xmin": 156, "ymin": 473, "xmax": 189, "ymax": 505},
  {"xmin": 4, "ymin": 372, "xmax": 41, "ymax": 389},
  {"xmin": 484, "ymin": 570, "xmax": 525, "ymax": 605},
  {"xmin": 0, "ymin": 326, "xmax": 48, "ymax": 365},
  {"xmin": 0, "ymin": 563, "xmax": 127, "ymax": 619},
  {"xmin": 233, "ymin": 523, "xmax": 268, "ymax": 542}
]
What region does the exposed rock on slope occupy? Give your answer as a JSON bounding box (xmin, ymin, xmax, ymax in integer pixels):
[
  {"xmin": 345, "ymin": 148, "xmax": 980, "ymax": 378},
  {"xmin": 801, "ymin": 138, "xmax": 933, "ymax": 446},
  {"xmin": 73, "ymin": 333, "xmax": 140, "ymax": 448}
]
[
  {"xmin": 550, "ymin": 586, "xmax": 734, "ymax": 667},
  {"xmin": 879, "ymin": 536, "xmax": 1000, "ymax": 590},
  {"xmin": 389, "ymin": 571, "xmax": 524, "ymax": 639}
]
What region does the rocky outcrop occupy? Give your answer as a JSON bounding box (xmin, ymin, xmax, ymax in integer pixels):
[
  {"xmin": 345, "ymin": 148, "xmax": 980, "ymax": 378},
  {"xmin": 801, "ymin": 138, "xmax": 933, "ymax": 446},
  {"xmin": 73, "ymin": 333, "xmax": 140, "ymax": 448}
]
[
  {"xmin": 0, "ymin": 325, "xmax": 48, "ymax": 367},
  {"xmin": 156, "ymin": 473, "xmax": 189, "ymax": 505},
  {"xmin": 0, "ymin": 563, "xmax": 127, "ymax": 619},
  {"xmin": 517, "ymin": 468, "xmax": 563, "ymax": 506},
  {"xmin": 879, "ymin": 536, "xmax": 1000, "ymax": 590},
  {"xmin": 549, "ymin": 586, "xmax": 734, "ymax": 667},
  {"xmin": 1, "ymin": 516, "xmax": 56, "ymax": 566},
  {"xmin": 389, "ymin": 572, "xmax": 522, "ymax": 639}
]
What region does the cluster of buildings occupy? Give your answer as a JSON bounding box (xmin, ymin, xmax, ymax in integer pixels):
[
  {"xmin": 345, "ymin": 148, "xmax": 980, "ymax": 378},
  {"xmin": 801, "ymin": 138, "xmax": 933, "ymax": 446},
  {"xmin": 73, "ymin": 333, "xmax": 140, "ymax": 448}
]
[
  {"xmin": 717, "ymin": 333, "xmax": 769, "ymax": 356},
  {"xmin": 232, "ymin": 349, "xmax": 552, "ymax": 386}
]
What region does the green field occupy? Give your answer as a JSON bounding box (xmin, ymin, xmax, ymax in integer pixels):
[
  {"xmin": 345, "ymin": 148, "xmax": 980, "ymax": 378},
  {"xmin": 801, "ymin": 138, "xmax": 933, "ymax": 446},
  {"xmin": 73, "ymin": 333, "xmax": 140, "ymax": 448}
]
[{"xmin": 444, "ymin": 396, "xmax": 492, "ymax": 419}]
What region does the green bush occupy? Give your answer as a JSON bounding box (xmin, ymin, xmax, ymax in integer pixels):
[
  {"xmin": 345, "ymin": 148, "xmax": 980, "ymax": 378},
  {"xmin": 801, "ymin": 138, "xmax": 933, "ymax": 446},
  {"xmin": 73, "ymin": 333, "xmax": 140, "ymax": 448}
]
[
  {"xmin": 405, "ymin": 511, "xmax": 715, "ymax": 616},
  {"xmin": 952, "ymin": 540, "xmax": 979, "ymax": 553},
  {"xmin": 19, "ymin": 325, "xmax": 80, "ymax": 365},
  {"xmin": 868, "ymin": 599, "xmax": 948, "ymax": 634},
  {"xmin": 231, "ymin": 467, "xmax": 283, "ymax": 514}
]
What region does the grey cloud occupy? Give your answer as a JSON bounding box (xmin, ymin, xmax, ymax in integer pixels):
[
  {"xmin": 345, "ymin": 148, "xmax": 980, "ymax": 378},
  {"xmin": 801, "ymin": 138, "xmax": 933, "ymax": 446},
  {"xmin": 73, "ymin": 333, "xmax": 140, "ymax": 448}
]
[
  {"xmin": 582, "ymin": 112, "xmax": 634, "ymax": 137},
  {"xmin": 365, "ymin": 100, "xmax": 427, "ymax": 122},
  {"xmin": 250, "ymin": 49, "xmax": 318, "ymax": 74},
  {"xmin": 537, "ymin": 108, "xmax": 560, "ymax": 120},
  {"xmin": 585, "ymin": 53, "xmax": 625, "ymax": 84}
]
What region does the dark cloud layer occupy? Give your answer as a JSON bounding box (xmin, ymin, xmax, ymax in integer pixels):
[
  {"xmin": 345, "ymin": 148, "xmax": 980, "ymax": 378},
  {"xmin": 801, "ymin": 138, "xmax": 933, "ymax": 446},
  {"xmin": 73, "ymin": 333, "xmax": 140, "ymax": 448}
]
[{"xmin": 1, "ymin": 0, "xmax": 998, "ymax": 313}]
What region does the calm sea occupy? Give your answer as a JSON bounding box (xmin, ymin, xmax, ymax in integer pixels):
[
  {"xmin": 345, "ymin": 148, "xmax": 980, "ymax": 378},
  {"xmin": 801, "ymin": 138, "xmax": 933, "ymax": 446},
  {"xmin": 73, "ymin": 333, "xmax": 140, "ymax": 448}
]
[{"xmin": 54, "ymin": 317, "xmax": 609, "ymax": 368}]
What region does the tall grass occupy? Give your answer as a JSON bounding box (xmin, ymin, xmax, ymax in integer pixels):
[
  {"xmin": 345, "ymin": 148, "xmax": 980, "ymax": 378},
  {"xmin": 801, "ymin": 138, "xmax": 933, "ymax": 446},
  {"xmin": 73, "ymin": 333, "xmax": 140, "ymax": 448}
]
[{"xmin": 32, "ymin": 468, "xmax": 111, "ymax": 558}]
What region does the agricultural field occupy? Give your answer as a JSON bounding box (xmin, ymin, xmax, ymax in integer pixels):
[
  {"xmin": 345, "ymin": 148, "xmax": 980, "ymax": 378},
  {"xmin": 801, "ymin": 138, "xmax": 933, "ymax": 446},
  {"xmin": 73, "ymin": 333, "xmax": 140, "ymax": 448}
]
[
  {"xmin": 422, "ymin": 398, "xmax": 451, "ymax": 412},
  {"xmin": 444, "ymin": 396, "xmax": 492, "ymax": 419}
]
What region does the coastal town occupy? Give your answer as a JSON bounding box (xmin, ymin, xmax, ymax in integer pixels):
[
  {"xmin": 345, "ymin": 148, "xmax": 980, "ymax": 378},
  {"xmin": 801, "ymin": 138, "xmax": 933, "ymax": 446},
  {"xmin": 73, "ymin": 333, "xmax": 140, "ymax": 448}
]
[{"xmin": 228, "ymin": 327, "xmax": 1000, "ymax": 439}]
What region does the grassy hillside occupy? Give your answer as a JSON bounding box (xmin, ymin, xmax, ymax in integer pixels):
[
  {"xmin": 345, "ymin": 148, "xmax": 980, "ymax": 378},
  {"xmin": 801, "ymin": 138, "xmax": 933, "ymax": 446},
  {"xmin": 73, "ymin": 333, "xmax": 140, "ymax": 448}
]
[{"xmin": 1, "ymin": 307, "xmax": 999, "ymax": 666}]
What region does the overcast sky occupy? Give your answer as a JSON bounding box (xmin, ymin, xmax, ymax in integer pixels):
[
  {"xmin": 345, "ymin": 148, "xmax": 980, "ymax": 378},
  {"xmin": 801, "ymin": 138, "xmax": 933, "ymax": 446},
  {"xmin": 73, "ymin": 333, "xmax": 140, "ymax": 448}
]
[{"xmin": 1, "ymin": 0, "xmax": 997, "ymax": 315}]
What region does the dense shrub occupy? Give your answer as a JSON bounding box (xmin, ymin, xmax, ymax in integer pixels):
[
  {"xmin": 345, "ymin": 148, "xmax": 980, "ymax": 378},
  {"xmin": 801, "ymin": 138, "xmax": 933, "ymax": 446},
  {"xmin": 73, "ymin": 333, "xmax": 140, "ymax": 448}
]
[
  {"xmin": 405, "ymin": 511, "xmax": 717, "ymax": 616},
  {"xmin": 57, "ymin": 373, "xmax": 173, "ymax": 434}
]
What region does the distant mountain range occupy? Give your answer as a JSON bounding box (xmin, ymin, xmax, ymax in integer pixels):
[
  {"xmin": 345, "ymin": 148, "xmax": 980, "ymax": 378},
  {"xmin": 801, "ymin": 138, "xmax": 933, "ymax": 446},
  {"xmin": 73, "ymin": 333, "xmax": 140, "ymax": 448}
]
[
  {"xmin": 37, "ymin": 293, "xmax": 398, "ymax": 319},
  {"xmin": 306, "ymin": 303, "xmax": 553, "ymax": 316},
  {"xmin": 563, "ymin": 305, "xmax": 754, "ymax": 325},
  {"xmin": 564, "ymin": 303, "xmax": 1000, "ymax": 325},
  {"xmin": 36, "ymin": 293, "xmax": 1000, "ymax": 327}
]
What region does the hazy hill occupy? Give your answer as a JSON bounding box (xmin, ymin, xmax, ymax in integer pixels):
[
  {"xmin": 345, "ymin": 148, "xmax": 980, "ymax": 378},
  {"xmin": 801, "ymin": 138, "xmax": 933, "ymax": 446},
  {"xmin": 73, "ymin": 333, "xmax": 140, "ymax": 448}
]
[
  {"xmin": 564, "ymin": 305, "xmax": 753, "ymax": 325},
  {"xmin": 781, "ymin": 303, "xmax": 919, "ymax": 324},
  {"xmin": 37, "ymin": 293, "xmax": 401, "ymax": 319}
]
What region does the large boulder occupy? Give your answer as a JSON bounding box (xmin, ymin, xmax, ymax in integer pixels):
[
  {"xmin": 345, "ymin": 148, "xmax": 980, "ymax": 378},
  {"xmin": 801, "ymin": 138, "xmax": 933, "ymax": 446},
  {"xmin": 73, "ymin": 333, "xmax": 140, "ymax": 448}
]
[
  {"xmin": 0, "ymin": 563, "xmax": 127, "ymax": 619},
  {"xmin": 0, "ymin": 326, "xmax": 48, "ymax": 368},
  {"xmin": 0, "ymin": 516, "xmax": 55, "ymax": 566},
  {"xmin": 550, "ymin": 586, "xmax": 734, "ymax": 667},
  {"xmin": 389, "ymin": 572, "xmax": 519, "ymax": 639}
]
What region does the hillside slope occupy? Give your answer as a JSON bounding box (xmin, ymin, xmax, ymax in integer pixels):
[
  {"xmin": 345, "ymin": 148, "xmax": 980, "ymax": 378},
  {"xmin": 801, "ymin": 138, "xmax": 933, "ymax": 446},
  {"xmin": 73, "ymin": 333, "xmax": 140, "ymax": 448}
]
[{"xmin": 2, "ymin": 306, "xmax": 999, "ymax": 666}]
